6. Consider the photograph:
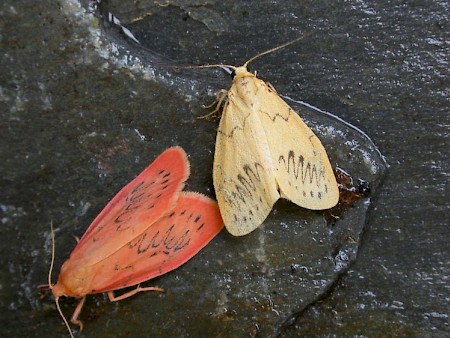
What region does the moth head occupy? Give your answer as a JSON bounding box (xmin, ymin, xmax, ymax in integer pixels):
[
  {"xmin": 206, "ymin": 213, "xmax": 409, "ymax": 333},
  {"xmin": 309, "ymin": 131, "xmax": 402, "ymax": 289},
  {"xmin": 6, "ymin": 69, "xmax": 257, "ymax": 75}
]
[
  {"xmin": 232, "ymin": 66, "xmax": 255, "ymax": 80},
  {"xmin": 52, "ymin": 261, "xmax": 92, "ymax": 337}
]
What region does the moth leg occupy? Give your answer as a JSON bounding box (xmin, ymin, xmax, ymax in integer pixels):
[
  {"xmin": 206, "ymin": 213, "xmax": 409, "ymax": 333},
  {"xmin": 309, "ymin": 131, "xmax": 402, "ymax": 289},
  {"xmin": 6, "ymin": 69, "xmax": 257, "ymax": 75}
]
[
  {"xmin": 107, "ymin": 284, "xmax": 164, "ymax": 302},
  {"xmin": 37, "ymin": 284, "xmax": 50, "ymax": 300},
  {"xmin": 71, "ymin": 296, "xmax": 86, "ymax": 331},
  {"xmin": 37, "ymin": 283, "xmax": 50, "ymax": 293},
  {"xmin": 198, "ymin": 89, "xmax": 228, "ymax": 119}
]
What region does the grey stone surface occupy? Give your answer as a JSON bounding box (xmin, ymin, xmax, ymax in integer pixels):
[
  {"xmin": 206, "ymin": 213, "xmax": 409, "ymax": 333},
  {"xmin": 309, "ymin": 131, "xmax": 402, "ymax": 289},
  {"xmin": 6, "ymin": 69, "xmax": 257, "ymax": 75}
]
[{"xmin": 1, "ymin": 0, "xmax": 448, "ymax": 337}]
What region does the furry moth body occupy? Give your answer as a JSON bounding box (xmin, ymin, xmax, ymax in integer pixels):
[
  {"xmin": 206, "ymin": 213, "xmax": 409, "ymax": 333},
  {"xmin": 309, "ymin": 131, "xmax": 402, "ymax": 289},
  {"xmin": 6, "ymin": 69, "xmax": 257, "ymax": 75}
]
[{"xmin": 208, "ymin": 42, "xmax": 339, "ymax": 236}]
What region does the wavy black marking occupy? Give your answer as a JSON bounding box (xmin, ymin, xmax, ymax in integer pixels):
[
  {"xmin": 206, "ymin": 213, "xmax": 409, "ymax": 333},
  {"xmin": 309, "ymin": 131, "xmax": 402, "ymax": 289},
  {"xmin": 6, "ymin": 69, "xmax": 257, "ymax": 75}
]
[
  {"xmin": 217, "ymin": 112, "xmax": 252, "ymax": 139},
  {"xmin": 219, "ymin": 162, "xmax": 265, "ymax": 218},
  {"xmin": 115, "ymin": 179, "xmax": 155, "ymax": 231},
  {"xmin": 114, "ymin": 168, "xmax": 175, "ymax": 232},
  {"xmin": 236, "ymin": 163, "xmax": 263, "ymax": 194},
  {"xmin": 217, "ymin": 91, "xmax": 254, "ymax": 138},
  {"xmin": 278, "ymin": 150, "xmax": 327, "ymax": 188},
  {"xmin": 260, "ymin": 106, "xmax": 293, "ymax": 123},
  {"xmin": 113, "ymin": 264, "xmax": 133, "ymax": 271},
  {"xmin": 130, "ymin": 222, "xmax": 191, "ymax": 255}
]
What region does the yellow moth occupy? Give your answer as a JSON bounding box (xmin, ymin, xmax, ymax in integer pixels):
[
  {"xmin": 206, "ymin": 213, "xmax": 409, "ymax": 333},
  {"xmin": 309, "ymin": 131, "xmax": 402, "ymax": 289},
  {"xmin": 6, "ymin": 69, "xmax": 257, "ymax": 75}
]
[{"xmin": 202, "ymin": 38, "xmax": 339, "ymax": 236}]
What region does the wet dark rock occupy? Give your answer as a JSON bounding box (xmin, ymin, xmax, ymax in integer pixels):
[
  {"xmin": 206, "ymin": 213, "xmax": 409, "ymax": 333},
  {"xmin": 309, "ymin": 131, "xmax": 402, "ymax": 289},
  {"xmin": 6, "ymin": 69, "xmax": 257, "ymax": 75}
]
[{"xmin": 1, "ymin": 1, "xmax": 447, "ymax": 337}]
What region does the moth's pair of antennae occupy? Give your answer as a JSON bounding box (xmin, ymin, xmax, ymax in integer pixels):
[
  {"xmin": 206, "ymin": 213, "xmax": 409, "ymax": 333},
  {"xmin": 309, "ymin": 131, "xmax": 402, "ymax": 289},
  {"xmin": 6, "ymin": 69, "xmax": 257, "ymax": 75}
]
[{"xmin": 185, "ymin": 33, "xmax": 310, "ymax": 72}]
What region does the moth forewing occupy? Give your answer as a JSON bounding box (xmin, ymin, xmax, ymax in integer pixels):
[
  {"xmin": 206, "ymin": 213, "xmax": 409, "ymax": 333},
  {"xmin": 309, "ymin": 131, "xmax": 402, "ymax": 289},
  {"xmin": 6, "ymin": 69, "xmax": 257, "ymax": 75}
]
[
  {"xmin": 69, "ymin": 147, "xmax": 190, "ymax": 266},
  {"xmin": 213, "ymin": 79, "xmax": 280, "ymax": 236},
  {"xmin": 255, "ymin": 80, "xmax": 339, "ymax": 209}
]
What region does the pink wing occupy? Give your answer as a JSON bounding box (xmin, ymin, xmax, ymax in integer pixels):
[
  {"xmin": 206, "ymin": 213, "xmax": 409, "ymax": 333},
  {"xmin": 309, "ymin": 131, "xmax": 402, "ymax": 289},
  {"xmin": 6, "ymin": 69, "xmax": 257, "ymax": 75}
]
[
  {"xmin": 70, "ymin": 147, "xmax": 190, "ymax": 265},
  {"xmin": 86, "ymin": 192, "xmax": 224, "ymax": 293}
]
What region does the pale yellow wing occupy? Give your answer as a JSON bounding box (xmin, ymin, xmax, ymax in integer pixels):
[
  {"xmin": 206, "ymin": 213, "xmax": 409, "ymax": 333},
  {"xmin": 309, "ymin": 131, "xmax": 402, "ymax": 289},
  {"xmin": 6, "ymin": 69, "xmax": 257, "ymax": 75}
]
[
  {"xmin": 213, "ymin": 86, "xmax": 280, "ymax": 236},
  {"xmin": 255, "ymin": 79, "xmax": 339, "ymax": 209}
]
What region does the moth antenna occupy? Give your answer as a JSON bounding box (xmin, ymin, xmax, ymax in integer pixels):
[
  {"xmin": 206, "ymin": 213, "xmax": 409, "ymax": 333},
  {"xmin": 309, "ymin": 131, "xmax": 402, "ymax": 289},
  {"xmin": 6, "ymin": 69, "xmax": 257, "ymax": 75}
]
[
  {"xmin": 243, "ymin": 33, "xmax": 311, "ymax": 68},
  {"xmin": 48, "ymin": 223, "xmax": 74, "ymax": 338},
  {"xmin": 177, "ymin": 63, "xmax": 237, "ymax": 72},
  {"xmin": 56, "ymin": 296, "xmax": 75, "ymax": 338},
  {"xmin": 48, "ymin": 221, "xmax": 55, "ymax": 288}
]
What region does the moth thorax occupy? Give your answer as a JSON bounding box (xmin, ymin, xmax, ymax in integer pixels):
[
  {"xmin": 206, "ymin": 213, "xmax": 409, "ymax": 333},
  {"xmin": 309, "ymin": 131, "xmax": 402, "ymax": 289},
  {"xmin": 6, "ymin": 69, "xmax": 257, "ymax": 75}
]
[
  {"xmin": 53, "ymin": 260, "xmax": 91, "ymax": 297},
  {"xmin": 233, "ymin": 70, "xmax": 260, "ymax": 98}
]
